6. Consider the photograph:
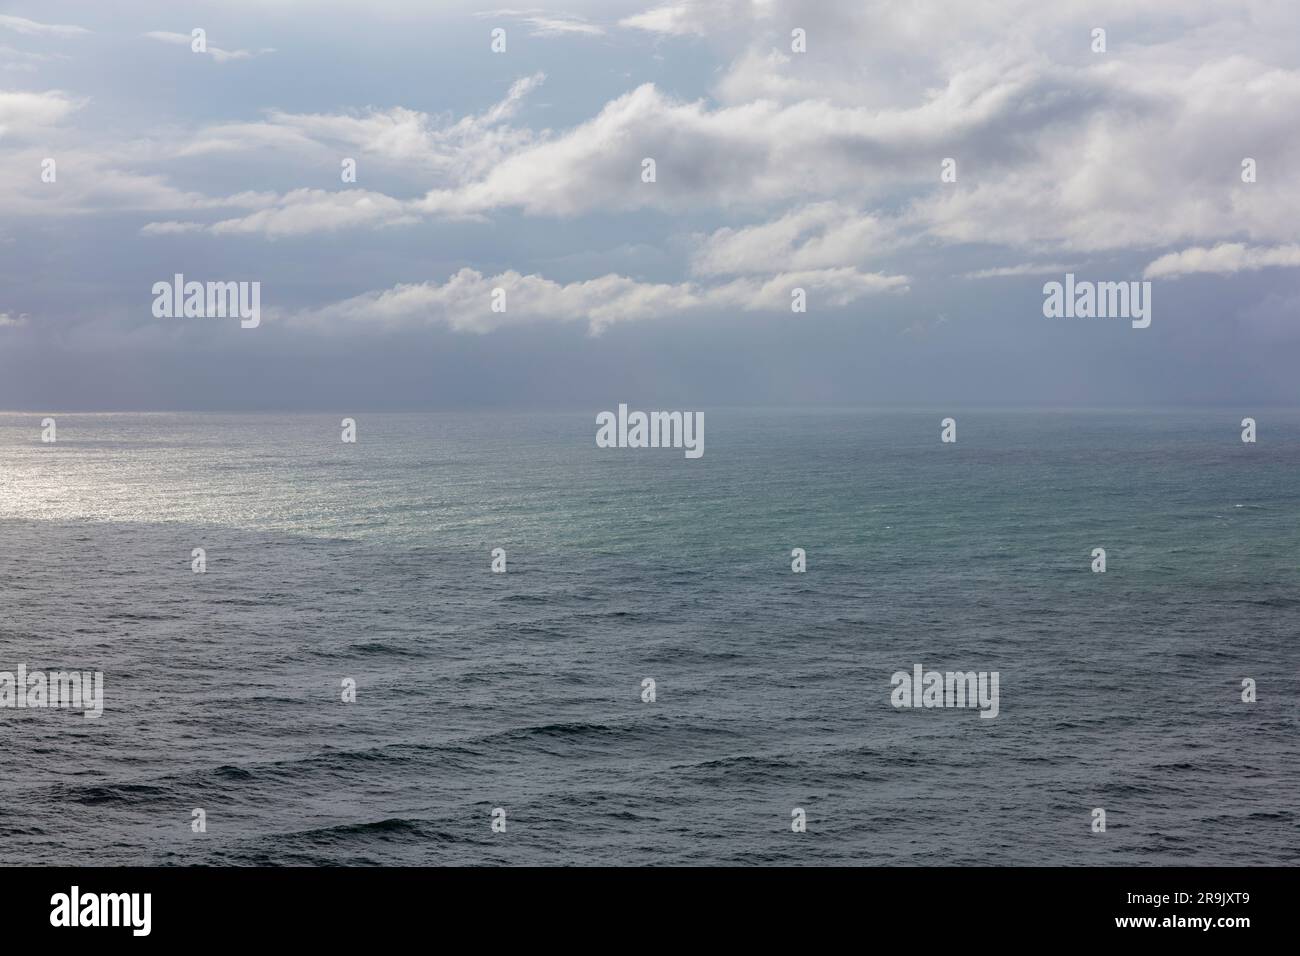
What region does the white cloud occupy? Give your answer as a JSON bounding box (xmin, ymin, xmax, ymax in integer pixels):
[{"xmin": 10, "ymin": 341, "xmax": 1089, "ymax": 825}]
[
  {"xmin": 143, "ymin": 31, "xmax": 274, "ymax": 63},
  {"xmin": 177, "ymin": 73, "xmax": 543, "ymax": 172},
  {"xmin": 415, "ymin": 81, "xmax": 962, "ymax": 217},
  {"xmin": 0, "ymin": 15, "xmax": 88, "ymax": 38},
  {"xmin": 5, "ymin": 0, "xmax": 1300, "ymax": 330},
  {"xmin": 480, "ymin": 10, "xmax": 605, "ymax": 36},
  {"xmin": 154, "ymin": 75, "xmax": 550, "ymax": 235},
  {"xmin": 139, "ymin": 221, "xmax": 206, "ymax": 236},
  {"xmin": 0, "ymin": 137, "xmax": 277, "ymax": 216},
  {"xmin": 961, "ymin": 263, "xmax": 1075, "ymax": 279},
  {"xmin": 619, "ymin": 1, "xmax": 757, "ymax": 37},
  {"xmin": 906, "ymin": 56, "xmax": 1300, "ymax": 253},
  {"xmin": 693, "ymin": 204, "xmax": 898, "ymax": 275},
  {"xmin": 98, "ymin": 36, "xmax": 1300, "ymax": 263},
  {"xmin": 0, "ymin": 89, "xmax": 82, "ymax": 139},
  {"xmin": 1143, "ymin": 243, "xmax": 1300, "ymax": 279},
  {"xmin": 290, "ymin": 265, "xmax": 907, "ymax": 334},
  {"xmin": 208, "ymin": 188, "xmax": 420, "ymax": 237}
]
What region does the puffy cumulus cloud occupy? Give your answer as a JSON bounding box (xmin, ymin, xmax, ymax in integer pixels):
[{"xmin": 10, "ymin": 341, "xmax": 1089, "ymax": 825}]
[
  {"xmin": 288, "ymin": 265, "xmax": 908, "ymax": 335},
  {"xmin": 182, "ymin": 34, "xmax": 1297, "ymax": 258},
  {"xmin": 0, "ymin": 89, "xmax": 82, "ymax": 138},
  {"xmin": 71, "ymin": 48, "xmax": 1138, "ymax": 244},
  {"xmin": 611, "ymin": 0, "xmax": 1300, "ymax": 267},
  {"xmin": 1143, "ymin": 243, "xmax": 1300, "ymax": 279},
  {"xmin": 628, "ymin": 0, "xmax": 1300, "ymax": 108},
  {"xmin": 5, "ymin": 0, "xmax": 1298, "ymax": 349},
  {"xmin": 414, "ymin": 63, "xmax": 1083, "ymax": 219},
  {"xmin": 908, "ymin": 55, "xmax": 1300, "ymax": 255},
  {"xmin": 19, "ymin": 5, "xmax": 1300, "ymax": 263}
]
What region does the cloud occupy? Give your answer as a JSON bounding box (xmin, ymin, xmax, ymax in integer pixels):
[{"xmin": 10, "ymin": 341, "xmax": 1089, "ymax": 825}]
[
  {"xmin": 693, "ymin": 204, "xmax": 898, "ymax": 275},
  {"xmin": 0, "ymin": 15, "xmax": 88, "ymax": 38},
  {"xmin": 139, "ymin": 221, "xmax": 206, "ymax": 236},
  {"xmin": 1143, "ymin": 243, "xmax": 1300, "ymax": 278},
  {"xmin": 143, "ymin": 31, "xmax": 274, "ymax": 63},
  {"xmin": 289, "ymin": 265, "xmax": 908, "ymax": 334},
  {"xmin": 415, "ymin": 80, "xmax": 977, "ymax": 217},
  {"xmin": 5, "ymin": 0, "xmax": 1300, "ymax": 412},
  {"xmin": 177, "ymin": 72, "xmax": 543, "ymax": 171},
  {"xmin": 0, "ymin": 71, "xmax": 544, "ymax": 228},
  {"xmin": 0, "ymin": 141, "xmax": 281, "ymax": 215},
  {"xmin": 4, "ymin": 0, "xmax": 1299, "ymax": 350},
  {"xmin": 0, "ymin": 311, "xmax": 30, "ymax": 327},
  {"xmin": 905, "ymin": 55, "xmax": 1300, "ymax": 254},
  {"xmin": 20, "ymin": 13, "xmax": 1300, "ymax": 266},
  {"xmin": 0, "ymin": 89, "xmax": 83, "ymax": 138},
  {"xmin": 40, "ymin": 30, "xmax": 1295, "ymax": 283},
  {"xmin": 480, "ymin": 9, "xmax": 605, "ymax": 36},
  {"xmin": 152, "ymin": 75, "xmax": 549, "ymax": 235},
  {"xmin": 207, "ymin": 188, "xmax": 420, "ymax": 237},
  {"xmin": 0, "ymin": 133, "xmax": 278, "ymax": 216},
  {"xmin": 961, "ymin": 263, "xmax": 1075, "ymax": 279},
  {"xmin": 619, "ymin": 1, "xmax": 752, "ymax": 37}
]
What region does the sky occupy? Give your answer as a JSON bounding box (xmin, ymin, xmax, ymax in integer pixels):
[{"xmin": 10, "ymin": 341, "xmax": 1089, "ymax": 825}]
[{"xmin": 1, "ymin": 0, "xmax": 1298, "ymax": 410}]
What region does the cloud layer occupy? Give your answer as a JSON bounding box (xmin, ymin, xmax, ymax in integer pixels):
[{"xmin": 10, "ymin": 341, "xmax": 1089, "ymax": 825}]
[{"xmin": 0, "ymin": 0, "xmax": 1297, "ymax": 409}]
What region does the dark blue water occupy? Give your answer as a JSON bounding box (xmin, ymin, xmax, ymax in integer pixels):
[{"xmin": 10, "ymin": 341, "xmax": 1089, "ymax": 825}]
[{"xmin": 1, "ymin": 410, "xmax": 1296, "ymax": 864}]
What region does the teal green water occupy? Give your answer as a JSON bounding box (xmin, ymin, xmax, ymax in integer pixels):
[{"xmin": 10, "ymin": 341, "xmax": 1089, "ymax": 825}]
[{"xmin": 0, "ymin": 410, "xmax": 1296, "ymax": 864}]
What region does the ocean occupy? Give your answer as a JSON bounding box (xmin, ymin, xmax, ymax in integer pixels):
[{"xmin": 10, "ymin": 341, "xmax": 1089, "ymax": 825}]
[{"xmin": 1, "ymin": 409, "xmax": 1297, "ymax": 865}]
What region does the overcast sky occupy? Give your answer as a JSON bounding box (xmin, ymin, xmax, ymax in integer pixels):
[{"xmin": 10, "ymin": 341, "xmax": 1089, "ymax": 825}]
[{"xmin": 1, "ymin": 0, "xmax": 1298, "ymax": 410}]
